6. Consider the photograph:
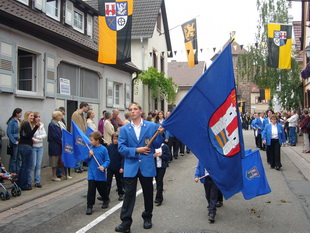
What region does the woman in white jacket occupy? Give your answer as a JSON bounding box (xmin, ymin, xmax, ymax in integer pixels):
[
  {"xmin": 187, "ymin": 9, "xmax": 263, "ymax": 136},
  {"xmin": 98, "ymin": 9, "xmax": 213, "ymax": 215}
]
[{"xmin": 31, "ymin": 112, "xmax": 47, "ymax": 188}]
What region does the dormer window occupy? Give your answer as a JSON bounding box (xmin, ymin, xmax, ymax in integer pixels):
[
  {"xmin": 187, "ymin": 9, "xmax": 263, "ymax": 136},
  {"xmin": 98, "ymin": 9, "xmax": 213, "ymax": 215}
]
[
  {"xmin": 46, "ymin": 0, "xmax": 60, "ymax": 21},
  {"xmin": 73, "ymin": 8, "xmax": 85, "ymax": 33}
]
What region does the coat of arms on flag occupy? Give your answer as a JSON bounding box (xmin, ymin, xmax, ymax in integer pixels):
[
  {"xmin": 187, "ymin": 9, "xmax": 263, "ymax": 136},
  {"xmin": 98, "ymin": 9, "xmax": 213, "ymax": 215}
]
[
  {"xmin": 64, "ymin": 143, "xmax": 73, "ymax": 153},
  {"xmin": 209, "ymin": 89, "xmax": 240, "ymax": 157},
  {"xmin": 273, "ymin": 30, "xmax": 287, "ymax": 47},
  {"xmin": 105, "ymin": 2, "xmax": 128, "ymax": 31},
  {"xmin": 246, "ymin": 166, "xmax": 260, "ymax": 180}
]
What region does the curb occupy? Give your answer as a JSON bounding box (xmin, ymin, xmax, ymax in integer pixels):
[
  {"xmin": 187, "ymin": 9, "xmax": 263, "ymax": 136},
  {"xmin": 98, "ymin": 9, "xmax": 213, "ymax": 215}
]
[
  {"xmin": 0, "ymin": 176, "xmax": 86, "ymax": 213},
  {"xmin": 281, "ymin": 146, "xmax": 310, "ymax": 181}
]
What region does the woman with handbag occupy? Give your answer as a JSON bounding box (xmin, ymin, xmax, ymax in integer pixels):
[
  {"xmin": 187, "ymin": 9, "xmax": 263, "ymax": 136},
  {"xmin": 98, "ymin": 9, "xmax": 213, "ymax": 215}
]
[
  {"xmin": 299, "ymin": 109, "xmax": 310, "ymax": 153},
  {"xmin": 6, "ymin": 108, "xmax": 23, "ymax": 173}
]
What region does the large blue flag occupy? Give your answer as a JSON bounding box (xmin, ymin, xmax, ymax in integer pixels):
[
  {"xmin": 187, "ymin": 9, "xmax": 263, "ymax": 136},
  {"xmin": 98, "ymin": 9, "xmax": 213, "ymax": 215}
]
[
  {"xmin": 72, "ymin": 121, "xmax": 90, "ymax": 161},
  {"xmin": 162, "ymin": 43, "xmax": 244, "ymax": 199},
  {"xmin": 62, "ymin": 129, "xmax": 77, "ymax": 168},
  {"xmin": 241, "ymin": 149, "xmax": 271, "ymax": 199}
]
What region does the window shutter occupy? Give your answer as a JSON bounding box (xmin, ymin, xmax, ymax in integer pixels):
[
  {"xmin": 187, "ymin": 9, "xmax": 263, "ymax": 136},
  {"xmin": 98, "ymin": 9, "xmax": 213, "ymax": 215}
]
[
  {"xmin": 125, "ymin": 83, "xmax": 130, "ymax": 108},
  {"xmin": 0, "ymin": 39, "xmax": 15, "ymax": 93},
  {"xmin": 87, "ymin": 14, "xmax": 93, "ymax": 37},
  {"xmin": 106, "ymin": 79, "xmax": 113, "ymax": 107},
  {"xmin": 65, "ymin": 0, "xmax": 74, "ymax": 26},
  {"xmin": 44, "ymin": 53, "xmax": 56, "ymax": 97}
]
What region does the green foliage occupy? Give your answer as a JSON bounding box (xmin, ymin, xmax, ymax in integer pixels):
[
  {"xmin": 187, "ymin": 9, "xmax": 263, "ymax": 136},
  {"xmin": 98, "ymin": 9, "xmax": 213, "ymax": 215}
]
[
  {"xmin": 135, "ymin": 67, "xmax": 178, "ymax": 104},
  {"xmin": 236, "ymin": 0, "xmax": 303, "ymax": 110}
]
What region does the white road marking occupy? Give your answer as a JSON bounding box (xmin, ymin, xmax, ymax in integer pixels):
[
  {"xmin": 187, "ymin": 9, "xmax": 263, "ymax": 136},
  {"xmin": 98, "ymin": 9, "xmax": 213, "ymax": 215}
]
[{"xmin": 76, "ymin": 180, "xmax": 155, "ymax": 233}]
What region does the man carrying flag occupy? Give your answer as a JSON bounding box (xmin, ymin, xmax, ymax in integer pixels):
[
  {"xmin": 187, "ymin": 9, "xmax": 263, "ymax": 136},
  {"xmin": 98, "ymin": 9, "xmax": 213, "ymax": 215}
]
[{"xmin": 162, "ymin": 43, "xmax": 244, "ymax": 199}]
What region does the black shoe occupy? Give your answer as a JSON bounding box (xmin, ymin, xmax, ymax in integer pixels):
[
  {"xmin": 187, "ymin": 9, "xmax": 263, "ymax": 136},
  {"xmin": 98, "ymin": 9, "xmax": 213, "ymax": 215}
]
[
  {"xmin": 86, "ymin": 208, "xmax": 92, "ymax": 215},
  {"xmin": 81, "ymin": 167, "xmax": 88, "ymax": 171},
  {"xmin": 174, "ymin": 156, "xmax": 178, "ymax": 159},
  {"xmin": 180, "ymin": 153, "xmax": 184, "ymax": 156},
  {"xmin": 97, "ymin": 196, "xmax": 103, "ymax": 201},
  {"xmin": 186, "ymin": 150, "xmax": 190, "ymax": 154},
  {"xmin": 102, "ymin": 200, "xmax": 110, "ymax": 209},
  {"xmin": 143, "ymin": 219, "xmax": 152, "ymax": 229},
  {"xmin": 216, "ymin": 201, "xmax": 223, "ymax": 207},
  {"xmin": 115, "ymin": 224, "xmax": 130, "ymax": 232},
  {"xmin": 270, "ymin": 166, "xmax": 275, "ymax": 169},
  {"xmin": 275, "ymin": 167, "xmax": 281, "ymax": 171},
  {"xmin": 34, "ymin": 183, "xmax": 42, "ymax": 188},
  {"xmin": 208, "ymin": 214, "xmax": 215, "ymax": 223},
  {"xmin": 75, "ymin": 169, "xmax": 83, "ymax": 173},
  {"xmin": 118, "ymin": 194, "xmax": 124, "ymax": 201},
  {"xmin": 21, "ymin": 186, "xmax": 32, "ymax": 191}
]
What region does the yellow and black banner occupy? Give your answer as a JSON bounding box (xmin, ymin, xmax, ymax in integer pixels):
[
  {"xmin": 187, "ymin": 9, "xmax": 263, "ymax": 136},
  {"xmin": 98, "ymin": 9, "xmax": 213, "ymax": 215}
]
[
  {"xmin": 181, "ymin": 19, "xmax": 198, "ymax": 67},
  {"xmin": 267, "ymin": 23, "xmax": 292, "ymax": 69},
  {"xmin": 98, "ymin": 0, "xmax": 133, "ymax": 64}
]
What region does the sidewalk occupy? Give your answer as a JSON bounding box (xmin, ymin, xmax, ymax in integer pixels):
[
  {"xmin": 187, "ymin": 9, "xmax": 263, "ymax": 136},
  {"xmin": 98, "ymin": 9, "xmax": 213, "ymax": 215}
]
[
  {"xmin": 0, "ymin": 167, "xmax": 87, "ymax": 213},
  {"xmin": 281, "ymin": 136, "xmax": 310, "ymax": 181}
]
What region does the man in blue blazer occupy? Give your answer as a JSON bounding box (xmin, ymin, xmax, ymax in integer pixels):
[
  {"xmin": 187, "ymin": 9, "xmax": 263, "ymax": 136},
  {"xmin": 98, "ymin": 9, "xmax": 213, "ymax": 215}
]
[
  {"xmin": 115, "ymin": 102, "xmax": 165, "ymax": 233},
  {"xmin": 253, "ymin": 112, "xmax": 265, "ymax": 150}
]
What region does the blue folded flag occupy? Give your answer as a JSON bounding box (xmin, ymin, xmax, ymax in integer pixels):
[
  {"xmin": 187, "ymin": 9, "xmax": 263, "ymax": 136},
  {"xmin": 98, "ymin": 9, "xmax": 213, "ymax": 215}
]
[
  {"xmin": 62, "ymin": 129, "xmax": 77, "ymax": 168},
  {"xmin": 162, "ymin": 43, "xmax": 244, "ymax": 199},
  {"xmin": 245, "ymin": 148, "xmax": 252, "ymax": 156},
  {"xmin": 86, "ymin": 126, "xmax": 95, "ymax": 137},
  {"xmin": 72, "ymin": 121, "xmax": 90, "ymax": 161},
  {"xmin": 241, "ymin": 149, "xmax": 271, "ymax": 199}
]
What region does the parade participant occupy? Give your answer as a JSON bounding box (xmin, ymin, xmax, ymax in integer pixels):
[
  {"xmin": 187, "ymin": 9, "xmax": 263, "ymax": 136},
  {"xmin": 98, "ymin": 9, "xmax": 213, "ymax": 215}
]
[
  {"xmin": 263, "ymin": 110, "xmax": 274, "ymax": 164},
  {"xmin": 286, "ymin": 110, "xmax": 299, "ymax": 146},
  {"xmin": 31, "ymin": 112, "xmax": 47, "ymax": 188},
  {"xmin": 115, "ymin": 102, "xmax": 165, "ymax": 232},
  {"xmin": 6, "ymin": 108, "xmax": 22, "ymax": 173},
  {"xmin": 194, "ymin": 160, "xmax": 219, "ymax": 223},
  {"xmin": 85, "ymin": 131, "xmax": 110, "ymax": 215},
  {"xmin": 262, "ymin": 114, "xmax": 286, "ymax": 170},
  {"xmin": 17, "ymin": 111, "xmax": 40, "ymax": 190},
  {"xmin": 71, "ymin": 102, "xmax": 89, "ymax": 173},
  {"xmin": 106, "ymin": 132, "xmax": 124, "ymax": 201},
  {"xmin": 253, "ymin": 112, "xmax": 265, "ymax": 150},
  {"xmin": 165, "ymin": 111, "xmax": 180, "ymax": 160},
  {"xmin": 154, "ymin": 142, "xmax": 170, "ymax": 206}
]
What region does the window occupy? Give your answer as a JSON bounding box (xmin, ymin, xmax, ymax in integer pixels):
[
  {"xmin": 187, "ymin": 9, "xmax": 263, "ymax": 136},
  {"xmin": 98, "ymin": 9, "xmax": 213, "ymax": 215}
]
[
  {"xmin": 18, "ymin": 50, "xmax": 36, "ymax": 92},
  {"xmin": 114, "ymin": 83, "xmax": 120, "ymax": 106},
  {"xmin": 73, "ymin": 8, "xmax": 84, "ymax": 33},
  {"xmin": 80, "ymin": 69, "xmax": 99, "ymax": 99},
  {"xmin": 46, "ymin": 0, "xmax": 61, "ymax": 21},
  {"xmin": 153, "ymin": 50, "xmax": 158, "ymax": 69},
  {"xmin": 156, "ymin": 11, "xmax": 162, "ymax": 33},
  {"xmin": 160, "ymin": 55, "xmax": 165, "ymax": 73},
  {"xmin": 16, "ymin": 0, "xmax": 29, "ymax": 5}
]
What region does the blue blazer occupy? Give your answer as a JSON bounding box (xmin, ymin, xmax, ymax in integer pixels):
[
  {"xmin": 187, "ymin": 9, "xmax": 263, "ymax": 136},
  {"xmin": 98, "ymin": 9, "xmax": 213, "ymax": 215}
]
[
  {"xmin": 262, "ymin": 123, "xmax": 286, "ymax": 146},
  {"xmin": 85, "ymin": 145, "xmax": 110, "ymax": 181},
  {"xmin": 194, "ymin": 161, "xmax": 208, "ymax": 184},
  {"xmin": 263, "ymin": 117, "xmax": 270, "ymax": 130},
  {"xmin": 118, "ymin": 121, "xmax": 164, "ymax": 178},
  {"xmin": 253, "ymin": 118, "xmax": 264, "ymax": 134}
]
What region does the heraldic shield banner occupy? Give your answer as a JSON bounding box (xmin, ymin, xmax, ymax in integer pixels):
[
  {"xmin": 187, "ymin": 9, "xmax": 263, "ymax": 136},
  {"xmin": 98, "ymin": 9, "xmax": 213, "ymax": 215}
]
[
  {"xmin": 267, "ymin": 23, "xmax": 292, "ymax": 69},
  {"xmin": 97, "ymin": 0, "xmax": 133, "ymax": 64},
  {"xmin": 162, "ymin": 43, "xmax": 244, "ymax": 199},
  {"xmin": 181, "ymin": 18, "xmax": 198, "ymax": 67}
]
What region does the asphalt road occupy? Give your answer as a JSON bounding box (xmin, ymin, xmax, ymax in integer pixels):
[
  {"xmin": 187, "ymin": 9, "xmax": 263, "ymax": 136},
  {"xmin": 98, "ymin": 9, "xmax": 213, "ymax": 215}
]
[{"xmin": 1, "ymin": 130, "xmax": 310, "ymax": 233}]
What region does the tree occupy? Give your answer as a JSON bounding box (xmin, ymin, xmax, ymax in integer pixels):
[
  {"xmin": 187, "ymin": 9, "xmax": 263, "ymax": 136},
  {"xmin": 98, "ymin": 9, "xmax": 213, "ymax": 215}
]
[
  {"xmin": 134, "ymin": 67, "xmax": 178, "ymax": 104},
  {"xmin": 236, "ymin": 0, "xmax": 303, "ymax": 111}
]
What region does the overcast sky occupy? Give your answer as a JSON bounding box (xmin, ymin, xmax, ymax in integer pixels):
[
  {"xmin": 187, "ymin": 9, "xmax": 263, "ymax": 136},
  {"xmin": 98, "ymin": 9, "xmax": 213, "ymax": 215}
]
[{"xmin": 164, "ymin": 0, "xmax": 302, "ymax": 64}]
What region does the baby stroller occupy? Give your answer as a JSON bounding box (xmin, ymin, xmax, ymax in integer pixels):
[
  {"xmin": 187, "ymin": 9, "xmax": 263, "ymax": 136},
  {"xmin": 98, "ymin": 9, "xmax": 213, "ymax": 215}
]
[{"xmin": 0, "ymin": 160, "xmax": 22, "ymax": 200}]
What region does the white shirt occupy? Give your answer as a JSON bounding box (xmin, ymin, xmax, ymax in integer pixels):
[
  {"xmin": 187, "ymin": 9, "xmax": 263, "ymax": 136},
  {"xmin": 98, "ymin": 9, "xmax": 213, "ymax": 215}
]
[
  {"xmin": 155, "ymin": 145, "xmax": 163, "ymax": 167},
  {"xmin": 271, "ymin": 124, "xmax": 278, "ymax": 139},
  {"xmin": 131, "ymin": 119, "xmax": 143, "ymax": 141},
  {"xmin": 287, "ymin": 114, "xmax": 299, "ymax": 127}
]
